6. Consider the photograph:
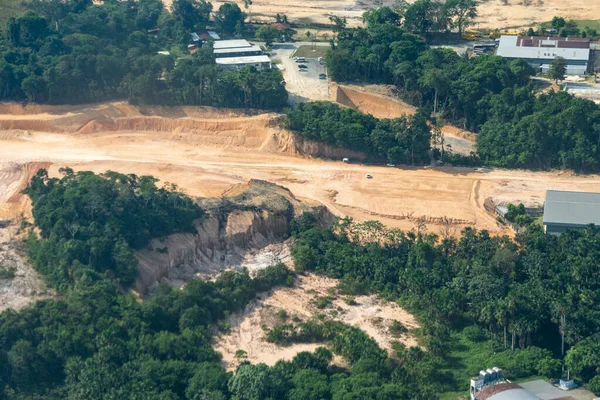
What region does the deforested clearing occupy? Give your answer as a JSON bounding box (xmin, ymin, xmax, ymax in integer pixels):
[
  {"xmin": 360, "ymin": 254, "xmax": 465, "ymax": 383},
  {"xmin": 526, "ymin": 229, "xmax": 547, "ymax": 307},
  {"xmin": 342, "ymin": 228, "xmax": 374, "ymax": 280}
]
[
  {"xmin": 213, "ymin": 273, "xmax": 420, "ymax": 371},
  {"xmin": 1, "ymin": 102, "xmax": 600, "ymax": 238},
  {"xmin": 180, "ymin": 0, "xmax": 600, "ymax": 30}
]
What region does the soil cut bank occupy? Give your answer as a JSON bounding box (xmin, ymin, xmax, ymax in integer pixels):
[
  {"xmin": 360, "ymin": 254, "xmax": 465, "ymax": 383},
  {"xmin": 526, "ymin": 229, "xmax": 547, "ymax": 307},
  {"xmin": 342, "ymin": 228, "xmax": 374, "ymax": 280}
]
[{"xmin": 2, "ymin": 101, "xmax": 600, "ymax": 239}]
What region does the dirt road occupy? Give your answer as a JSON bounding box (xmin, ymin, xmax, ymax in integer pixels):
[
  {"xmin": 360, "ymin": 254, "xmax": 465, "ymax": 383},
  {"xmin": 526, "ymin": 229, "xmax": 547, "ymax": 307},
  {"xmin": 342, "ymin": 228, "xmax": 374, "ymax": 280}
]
[
  {"xmin": 2, "ymin": 102, "xmax": 600, "ymax": 237},
  {"xmin": 271, "ymin": 44, "xmax": 329, "ymax": 104}
]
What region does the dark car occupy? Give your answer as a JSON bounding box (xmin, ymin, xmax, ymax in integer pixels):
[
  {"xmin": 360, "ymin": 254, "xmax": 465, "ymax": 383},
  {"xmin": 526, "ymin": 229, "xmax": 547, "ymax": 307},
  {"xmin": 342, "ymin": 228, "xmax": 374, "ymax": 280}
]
[
  {"xmin": 298, "ymin": 64, "xmax": 308, "ymax": 69},
  {"xmin": 319, "ymin": 73, "xmax": 327, "ymax": 80}
]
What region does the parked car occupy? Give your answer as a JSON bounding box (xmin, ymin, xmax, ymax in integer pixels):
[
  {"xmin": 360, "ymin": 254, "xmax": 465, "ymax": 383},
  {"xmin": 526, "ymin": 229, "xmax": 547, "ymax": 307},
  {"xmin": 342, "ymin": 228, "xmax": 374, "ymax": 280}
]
[
  {"xmin": 319, "ymin": 73, "xmax": 327, "ymax": 79},
  {"xmin": 386, "ymin": 163, "xmax": 395, "ymax": 167},
  {"xmin": 298, "ymin": 64, "xmax": 308, "ymax": 69},
  {"xmin": 295, "ymin": 57, "xmax": 306, "ymax": 63}
]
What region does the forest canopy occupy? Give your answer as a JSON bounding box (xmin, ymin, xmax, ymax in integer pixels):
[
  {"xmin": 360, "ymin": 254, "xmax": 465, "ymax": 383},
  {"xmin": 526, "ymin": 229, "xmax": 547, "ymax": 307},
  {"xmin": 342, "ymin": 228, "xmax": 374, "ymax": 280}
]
[
  {"xmin": 2, "ymin": 170, "xmax": 600, "ymax": 398},
  {"xmin": 326, "ymin": 9, "xmax": 600, "ymax": 171},
  {"xmin": 0, "ymin": 0, "xmax": 287, "ymax": 108}
]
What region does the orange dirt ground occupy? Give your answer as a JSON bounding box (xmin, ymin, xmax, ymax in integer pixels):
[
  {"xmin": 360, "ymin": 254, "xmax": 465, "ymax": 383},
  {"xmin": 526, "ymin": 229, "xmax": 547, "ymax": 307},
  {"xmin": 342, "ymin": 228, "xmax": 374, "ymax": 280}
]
[{"xmin": 1, "ymin": 101, "xmax": 600, "ymax": 237}]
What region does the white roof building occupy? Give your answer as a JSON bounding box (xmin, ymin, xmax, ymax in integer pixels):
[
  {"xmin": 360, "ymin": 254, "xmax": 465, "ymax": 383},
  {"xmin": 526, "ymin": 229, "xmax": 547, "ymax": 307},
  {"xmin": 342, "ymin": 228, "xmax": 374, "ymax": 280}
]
[
  {"xmin": 213, "ymin": 39, "xmax": 254, "ymax": 50},
  {"xmin": 496, "ymin": 35, "xmax": 590, "ymax": 75},
  {"xmin": 215, "ymin": 55, "xmax": 272, "ymax": 70}
]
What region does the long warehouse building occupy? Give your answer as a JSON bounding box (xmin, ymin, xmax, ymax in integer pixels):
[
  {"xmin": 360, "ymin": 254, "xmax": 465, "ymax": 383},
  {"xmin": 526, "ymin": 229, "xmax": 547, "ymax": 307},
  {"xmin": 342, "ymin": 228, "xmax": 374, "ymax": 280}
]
[
  {"xmin": 213, "ymin": 39, "xmax": 271, "ymax": 70},
  {"xmin": 496, "ymin": 35, "xmax": 590, "ymax": 75}
]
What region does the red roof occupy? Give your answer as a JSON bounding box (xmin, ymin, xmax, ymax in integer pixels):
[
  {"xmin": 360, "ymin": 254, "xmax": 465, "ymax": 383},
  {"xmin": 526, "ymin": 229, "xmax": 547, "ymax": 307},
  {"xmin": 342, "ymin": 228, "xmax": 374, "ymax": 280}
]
[{"xmin": 516, "ymin": 36, "xmax": 590, "ymax": 49}]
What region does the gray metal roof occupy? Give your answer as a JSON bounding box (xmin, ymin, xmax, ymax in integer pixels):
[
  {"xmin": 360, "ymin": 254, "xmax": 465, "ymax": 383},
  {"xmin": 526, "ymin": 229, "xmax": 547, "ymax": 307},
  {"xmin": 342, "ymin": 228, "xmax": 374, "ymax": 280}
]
[
  {"xmin": 213, "ymin": 45, "xmax": 263, "ymax": 55},
  {"xmin": 212, "ymin": 39, "xmax": 253, "ymax": 50},
  {"xmin": 486, "ymin": 388, "xmax": 540, "ymax": 400},
  {"xmin": 543, "ymin": 190, "xmax": 600, "ymax": 226}
]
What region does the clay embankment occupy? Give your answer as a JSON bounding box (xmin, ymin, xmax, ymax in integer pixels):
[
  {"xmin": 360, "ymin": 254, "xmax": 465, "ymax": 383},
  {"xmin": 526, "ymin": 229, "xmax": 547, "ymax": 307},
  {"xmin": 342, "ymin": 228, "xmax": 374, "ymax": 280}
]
[
  {"xmin": 0, "ymin": 102, "xmax": 366, "ymax": 160},
  {"xmin": 0, "ymin": 162, "xmax": 52, "ymax": 312},
  {"xmin": 135, "ymin": 180, "xmax": 331, "ymax": 292},
  {"xmin": 333, "ymin": 84, "xmax": 476, "ymax": 155}
]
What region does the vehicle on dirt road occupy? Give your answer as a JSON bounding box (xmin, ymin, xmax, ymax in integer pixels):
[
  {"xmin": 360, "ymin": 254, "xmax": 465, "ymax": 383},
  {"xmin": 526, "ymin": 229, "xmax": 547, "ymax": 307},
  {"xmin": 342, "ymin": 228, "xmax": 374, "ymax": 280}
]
[
  {"xmin": 386, "ymin": 163, "xmax": 395, "ymax": 167},
  {"xmin": 319, "ymin": 73, "xmax": 327, "ymax": 79},
  {"xmin": 366, "ymin": 174, "xmax": 373, "ymax": 179}
]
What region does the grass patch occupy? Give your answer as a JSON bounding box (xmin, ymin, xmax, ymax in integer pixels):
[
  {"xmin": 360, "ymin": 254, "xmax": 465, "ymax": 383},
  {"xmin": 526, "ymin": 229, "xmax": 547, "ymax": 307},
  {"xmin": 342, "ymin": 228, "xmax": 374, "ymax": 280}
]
[
  {"xmin": 0, "ymin": 0, "xmax": 27, "ymax": 26},
  {"xmin": 292, "ymin": 45, "xmax": 329, "ymax": 59},
  {"xmin": 438, "ymin": 328, "xmax": 556, "ymax": 397},
  {"xmin": 572, "ymin": 20, "xmax": 600, "ymax": 30}
]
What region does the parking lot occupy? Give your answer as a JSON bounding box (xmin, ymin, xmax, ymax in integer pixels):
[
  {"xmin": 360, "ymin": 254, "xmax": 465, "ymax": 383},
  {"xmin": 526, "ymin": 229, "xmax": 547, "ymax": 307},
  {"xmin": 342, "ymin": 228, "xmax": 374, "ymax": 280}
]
[{"xmin": 270, "ymin": 44, "xmax": 330, "ymax": 105}]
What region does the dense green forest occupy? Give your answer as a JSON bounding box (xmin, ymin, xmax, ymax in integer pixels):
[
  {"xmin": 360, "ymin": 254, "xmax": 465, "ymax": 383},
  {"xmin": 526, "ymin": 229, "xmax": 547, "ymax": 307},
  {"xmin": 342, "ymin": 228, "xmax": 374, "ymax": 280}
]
[
  {"xmin": 286, "ymin": 101, "xmax": 431, "ymax": 164},
  {"xmin": 291, "ymin": 214, "xmax": 600, "ymax": 387},
  {"xmin": 0, "ymin": 0, "xmax": 287, "ymax": 108},
  {"xmin": 325, "ymin": 8, "xmax": 600, "ymax": 171},
  {"xmin": 3, "ymin": 169, "xmax": 600, "ymax": 398},
  {"xmin": 24, "ymin": 168, "xmax": 203, "ymax": 289}
]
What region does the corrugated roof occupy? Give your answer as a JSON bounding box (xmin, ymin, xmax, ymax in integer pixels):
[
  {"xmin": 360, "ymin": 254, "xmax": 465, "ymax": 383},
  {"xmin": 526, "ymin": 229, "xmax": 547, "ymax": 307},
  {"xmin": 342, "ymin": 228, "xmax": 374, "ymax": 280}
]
[
  {"xmin": 543, "ymin": 190, "xmax": 600, "ymax": 226},
  {"xmin": 215, "ymin": 55, "xmax": 271, "ymax": 65},
  {"xmin": 213, "ymin": 39, "xmax": 253, "ymax": 50},
  {"xmin": 478, "ymin": 383, "xmax": 540, "ymax": 400},
  {"xmin": 214, "ymin": 45, "xmax": 262, "ymax": 54}
]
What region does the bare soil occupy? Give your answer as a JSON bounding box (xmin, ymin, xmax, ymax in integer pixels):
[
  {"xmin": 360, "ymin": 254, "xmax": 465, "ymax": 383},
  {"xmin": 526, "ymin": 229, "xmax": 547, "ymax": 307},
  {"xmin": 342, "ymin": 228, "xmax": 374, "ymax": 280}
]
[
  {"xmin": 0, "ymin": 162, "xmax": 52, "ymax": 312},
  {"xmin": 164, "ymin": 0, "xmax": 599, "ymax": 31},
  {"xmin": 213, "ymin": 273, "xmax": 420, "ymax": 371},
  {"xmin": 2, "ymin": 101, "xmax": 600, "ymax": 238}
]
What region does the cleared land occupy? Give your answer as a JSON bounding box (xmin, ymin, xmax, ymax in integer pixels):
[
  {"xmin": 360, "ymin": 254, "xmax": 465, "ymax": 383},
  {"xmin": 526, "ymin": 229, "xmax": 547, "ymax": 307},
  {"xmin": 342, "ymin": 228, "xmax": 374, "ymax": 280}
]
[
  {"xmin": 164, "ymin": 0, "xmax": 600, "ymax": 30},
  {"xmin": 213, "ymin": 273, "xmax": 420, "ymax": 371},
  {"xmin": 1, "ymin": 101, "xmax": 600, "ymax": 237}
]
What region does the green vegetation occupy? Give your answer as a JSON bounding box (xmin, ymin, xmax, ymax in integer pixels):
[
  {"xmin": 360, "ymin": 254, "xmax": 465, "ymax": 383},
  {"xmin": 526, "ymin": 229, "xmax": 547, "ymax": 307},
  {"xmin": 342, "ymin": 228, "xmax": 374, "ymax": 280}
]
[
  {"xmin": 25, "ymin": 168, "xmax": 203, "ymax": 289},
  {"xmin": 323, "ymin": 9, "xmax": 600, "ymax": 171},
  {"xmin": 0, "ymin": 0, "xmax": 287, "ymax": 108},
  {"xmin": 286, "ymin": 101, "xmax": 431, "ymax": 164},
  {"xmin": 504, "ymin": 203, "xmax": 533, "ymax": 227},
  {"xmin": 290, "ymin": 211, "xmax": 600, "ymax": 390},
  {"xmin": 292, "ymin": 45, "xmax": 329, "ymax": 59},
  {"xmin": 0, "ymin": 265, "xmax": 17, "ymax": 280}
]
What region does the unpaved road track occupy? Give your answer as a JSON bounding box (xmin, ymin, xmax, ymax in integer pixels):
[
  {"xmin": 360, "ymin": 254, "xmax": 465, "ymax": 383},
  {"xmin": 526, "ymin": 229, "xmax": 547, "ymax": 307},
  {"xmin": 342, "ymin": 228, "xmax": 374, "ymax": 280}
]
[{"xmin": 2, "ymin": 102, "xmax": 600, "ymax": 236}]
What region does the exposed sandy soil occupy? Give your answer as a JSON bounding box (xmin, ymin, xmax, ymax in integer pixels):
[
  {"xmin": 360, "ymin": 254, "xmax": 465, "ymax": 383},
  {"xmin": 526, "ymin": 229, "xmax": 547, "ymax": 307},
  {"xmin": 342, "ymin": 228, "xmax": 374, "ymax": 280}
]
[
  {"xmin": 334, "ymin": 84, "xmax": 476, "ymax": 156},
  {"xmin": 0, "ymin": 162, "xmax": 51, "ymax": 312},
  {"xmin": 213, "ymin": 273, "xmax": 419, "ymax": 371},
  {"xmin": 167, "ymin": 0, "xmax": 599, "ymax": 30},
  {"xmin": 2, "ymin": 101, "xmax": 600, "ymax": 238},
  {"xmin": 474, "ymin": 0, "xmax": 600, "ymax": 30}
]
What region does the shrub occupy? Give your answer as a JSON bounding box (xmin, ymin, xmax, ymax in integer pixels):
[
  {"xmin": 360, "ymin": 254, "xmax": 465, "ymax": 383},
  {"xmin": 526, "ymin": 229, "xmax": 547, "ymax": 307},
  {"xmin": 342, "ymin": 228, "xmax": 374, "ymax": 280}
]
[
  {"xmin": 0, "ymin": 265, "xmax": 17, "ymax": 280},
  {"xmin": 463, "ymin": 325, "xmax": 487, "ymax": 343},
  {"xmin": 588, "ymin": 376, "xmax": 600, "ymax": 395}
]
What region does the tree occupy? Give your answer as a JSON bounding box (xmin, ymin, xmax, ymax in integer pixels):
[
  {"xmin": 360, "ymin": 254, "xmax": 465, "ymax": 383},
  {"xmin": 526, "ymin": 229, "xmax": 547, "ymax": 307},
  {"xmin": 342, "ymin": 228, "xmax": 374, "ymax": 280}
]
[
  {"xmin": 215, "ymin": 3, "xmax": 246, "ymax": 35},
  {"xmin": 255, "ymin": 25, "xmax": 281, "ymax": 46},
  {"xmin": 363, "ymin": 7, "xmax": 401, "ymax": 27},
  {"xmin": 171, "ymin": 0, "xmax": 212, "ymax": 30},
  {"xmin": 551, "ymin": 16, "xmax": 566, "ymax": 30},
  {"xmin": 589, "ymin": 376, "xmax": 600, "ymax": 395},
  {"xmin": 548, "ymin": 56, "xmax": 566, "ymax": 83},
  {"xmin": 444, "ymin": 0, "xmax": 478, "ymax": 34}
]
